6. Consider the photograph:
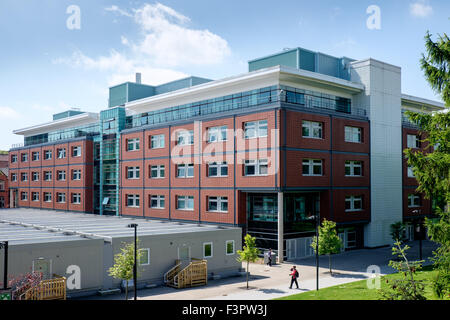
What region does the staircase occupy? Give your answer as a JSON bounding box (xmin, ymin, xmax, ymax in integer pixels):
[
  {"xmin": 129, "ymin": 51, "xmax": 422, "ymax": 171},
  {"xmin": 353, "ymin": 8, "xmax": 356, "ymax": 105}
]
[{"xmin": 164, "ymin": 258, "xmax": 207, "ymax": 289}]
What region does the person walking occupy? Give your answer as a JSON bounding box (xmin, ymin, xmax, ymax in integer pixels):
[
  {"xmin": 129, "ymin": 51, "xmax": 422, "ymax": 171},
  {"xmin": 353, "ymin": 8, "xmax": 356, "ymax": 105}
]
[
  {"xmin": 289, "ymin": 266, "xmax": 299, "ymax": 289},
  {"xmin": 266, "ymin": 249, "xmax": 272, "ymax": 267}
]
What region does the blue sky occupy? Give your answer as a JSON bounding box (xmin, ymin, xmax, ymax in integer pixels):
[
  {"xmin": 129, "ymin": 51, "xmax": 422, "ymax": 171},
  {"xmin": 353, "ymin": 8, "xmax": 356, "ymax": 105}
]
[{"xmin": 0, "ymin": 0, "xmax": 448, "ymax": 150}]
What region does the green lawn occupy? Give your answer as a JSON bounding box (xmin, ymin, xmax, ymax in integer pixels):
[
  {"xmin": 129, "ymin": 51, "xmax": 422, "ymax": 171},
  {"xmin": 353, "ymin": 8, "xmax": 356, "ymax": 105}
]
[{"xmin": 276, "ymin": 265, "xmax": 439, "ymax": 300}]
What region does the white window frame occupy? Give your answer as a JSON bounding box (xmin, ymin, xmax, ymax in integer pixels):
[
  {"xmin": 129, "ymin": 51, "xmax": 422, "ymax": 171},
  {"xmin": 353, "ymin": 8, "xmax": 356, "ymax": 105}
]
[
  {"xmin": 126, "ymin": 166, "xmax": 140, "ymax": 180},
  {"xmin": 57, "ymin": 170, "xmax": 66, "ymax": 181},
  {"xmin": 407, "ymin": 134, "xmax": 420, "ymax": 149},
  {"xmin": 72, "ymin": 146, "xmax": 81, "ymax": 157},
  {"xmin": 345, "ymin": 126, "xmax": 362, "ymax": 143},
  {"xmin": 32, "ymin": 192, "xmax": 39, "ymax": 202},
  {"xmin": 203, "ymin": 242, "xmax": 213, "ymax": 259},
  {"xmin": 244, "ymin": 159, "xmax": 268, "ymax": 176},
  {"xmin": 44, "ymin": 192, "xmax": 52, "ymax": 202},
  {"xmin": 407, "ymin": 166, "xmax": 415, "ymax": 178},
  {"xmin": 208, "ymin": 196, "xmax": 228, "ymax": 212},
  {"xmin": 21, "ymin": 192, "xmax": 28, "ymax": 201},
  {"xmin": 176, "ymin": 163, "xmax": 194, "ymax": 178},
  {"xmin": 57, "ymin": 148, "xmax": 66, "ymax": 159},
  {"xmin": 71, "ymin": 193, "xmax": 81, "ymax": 204},
  {"xmin": 11, "ymin": 154, "xmax": 17, "ymax": 163},
  {"xmin": 345, "ymin": 161, "xmax": 362, "ymax": 177},
  {"xmin": 150, "ymin": 134, "xmax": 165, "ymax": 149},
  {"xmin": 150, "ymin": 165, "xmax": 165, "ymax": 179},
  {"xmin": 244, "ymin": 120, "xmax": 268, "ymax": 139},
  {"xmin": 126, "ymin": 194, "xmax": 140, "ymax": 208},
  {"xmin": 302, "ymin": 159, "xmax": 323, "ymax": 176},
  {"xmin": 21, "ymin": 153, "xmax": 28, "ymax": 162},
  {"xmin": 345, "ymin": 195, "xmax": 363, "ymax": 212},
  {"xmin": 177, "ymin": 195, "xmax": 194, "ymax": 211},
  {"xmin": 176, "ymin": 130, "xmax": 194, "ymax": 146},
  {"xmin": 44, "ymin": 171, "xmax": 52, "ymax": 181},
  {"xmin": 127, "ymin": 138, "xmax": 140, "ymax": 151},
  {"xmin": 208, "ymin": 162, "xmax": 228, "ymax": 177},
  {"xmin": 57, "ymin": 192, "xmax": 66, "ymax": 203},
  {"xmin": 72, "ymin": 169, "xmax": 81, "ymax": 181},
  {"xmin": 225, "ymin": 240, "xmax": 235, "ymax": 255},
  {"xmin": 207, "ymin": 126, "xmax": 228, "ymax": 143},
  {"xmin": 32, "ymin": 171, "xmax": 39, "ymax": 181},
  {"xmin": 150, "ymin": 195, "xmax": 165, "ymax": 209},
  {"xmin": 408, "ymin": 194, "xmax": 421, "ymax": 208},
  {"xmin": 44, "ymin": 150, "xmax": 52, "ymax": 160},
  {"xmin": 139, "ymin": 248, "xmax": 150, "ymax": 266},
  {"xmin": 302, "ymin": 120, "xmax": 323, "ymax": 139},
  {"xmin": 21, "ymin": 172, "xmax": 28, "ymax": 181},
  {"xmin": 32, "ymin": 152, "xmax": 39, "ymax": 161}
]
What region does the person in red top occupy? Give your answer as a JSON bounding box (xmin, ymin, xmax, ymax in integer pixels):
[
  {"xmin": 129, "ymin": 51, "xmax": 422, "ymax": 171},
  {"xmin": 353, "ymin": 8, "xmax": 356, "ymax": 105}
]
[{"xmin": 289, "ymin": 266, "xmax": 299, "ymax": 289}]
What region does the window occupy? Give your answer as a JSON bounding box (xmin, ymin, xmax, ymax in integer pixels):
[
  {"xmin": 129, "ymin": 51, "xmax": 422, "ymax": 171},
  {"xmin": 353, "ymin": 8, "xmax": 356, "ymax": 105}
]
[
  {"xmin": 150, "ymin": 195, "xmax": 165, "ymax": 209},
  {"xmin": 21, "ymin": 153, "xmax": 28, "ymax": 162},
  {"xmin": 32, "ymin": 172, "xmax": 39, "ymax": 181},
  {"xmin": 11, "ymin": 154, "xmax": 17, "ymax": 163},
  {"xmin": 44, "ymin": 171, "xmax": 52, "ymax": 181},
  {"xmin": 72, "ymin": 146, "xmax": 81, "ymax": 157},
  {"xmin": 208, "ymin": 196, "xmax": 228, "ymax": 212},
  {"xmin": 207, "ymin": 126, "xmax": 227, "ymax": 143},
  {"xmin": 345, "ymin": 161, "xmax": 362, "ymax": 177},
  {"xmin": 302, "ymin": 121, "xmax": 323, "ymax": 139},
  {"xmin": 150, "ymin": 134, "xmax": 165, "ymax": 149},
  {"xmin": 226, "ymin": 240, "xmax": 235, "ymax": 255},
  {"xmin": 32, "ymin": 192, "xmax": 39, "ymax": 202},
  {"xmin": 11, "ymin": 173, "xmax": 17, "ymax": 182},
  {"xmin": 150, "ymin": 165, "xmax": 165, "ymax": 179},
  {"xmin": 407, "ymin": 166, "xmax": 415, "ymax": 178},
  {"xmin": 126, "ymin": 167, "xmax": 140, "ymax": 179},
  {"xmin": 0, "ymin": 181, "xmax": 4, "ymax": 191},
  {"xmin": 302, "ymin": 159, "xmax": 323, "ymax": 176},
  {"xmin": 32, "ymin": 152, "xmax": 39, "ymax": 161},
  {"xmin": 44, "ymin": 150, "xmax": 52, "ymax": 160},
  {"xmin": 21, "ymin": 172, "xmax": 28, "ymax": 181},
  {"xmin": 139, "ymin": 248, "xmax": 150, "ymax": 265},
  {"xmin": 44, "ymin": 192, "xmax": 52, "ymax": 202},
  {"xmin": 177, "ymin": 130, "xmax": 194, "ymax": 146},
  {"xmin": 21, "ymin": 192, "xmax": 28, "ymax": 201},
  {"xmin": 127, "ymin": 194, "xmax": 140, "ymax": 207},
  {"xmin": 176, "ymin": 164, "xmax": 194, "ymax": 178},
  {"xmin": 244, "ymin": 120, "xmax": 267, "ymax": 139},
  {"xmin": 203, "ymin": 242, "xmax": 213, "ymax": 258},
  {"xmin": 408, "ymin": 194, "xmax": 421, "ymax": 208},
  {"xmin": 71, "ymin": 193, "xmax": 81, "ymax": 204},
  {"xmin": 177, "ymin": 195, "xmax": 194, "ymax": 210},
  {"xmin": 345, "ymin": 196, "xmax": 363, "ymax": 212},
  {"xmin": 244, "ymin": 159, "xmax": 268, "ymax": 176},
  {"xmin": 407, "ymin": 135, "xmax": 420, "ymax": 148},
  {"xmin": 57, "ymin": 170, "xmax": 66, "ymax": 181},
  {"xmin": 72, "ymin": 169, "xmax": 81, "ymax": 180},
  {"xmin": 208, "ymin": 162, "xmax": 228, "ymax": 177},
  {"xmin": 127, "ymin": 138, "xmax": 140, "ymax": 151},
  {"xmin": 345, "ymin": 126, "xmax": 362, "ymax": 143},
  {"xmin": 57, "ymin": 148, "xmax": 66, "ymax": 159},
  {"xmin": 57, "ymin": 192, "xmax": 66, "ymax": 203}
]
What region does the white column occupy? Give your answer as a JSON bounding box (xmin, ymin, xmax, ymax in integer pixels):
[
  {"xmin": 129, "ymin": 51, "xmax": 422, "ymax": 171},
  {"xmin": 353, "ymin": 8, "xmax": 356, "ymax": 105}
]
[{"xmin": 278, "ymin": 192, "xmax": 284, "ymax": 263}]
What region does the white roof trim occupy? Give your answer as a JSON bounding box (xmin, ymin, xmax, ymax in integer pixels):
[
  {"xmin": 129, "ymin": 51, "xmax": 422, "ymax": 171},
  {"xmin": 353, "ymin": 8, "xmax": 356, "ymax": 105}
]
[
  {"xmin": 401, "ymin": 94, "xmax": 445, "ymax": 110},
  {"xmin": 13, "ymin": 112, "xmax": 99, "ymax": 136}
]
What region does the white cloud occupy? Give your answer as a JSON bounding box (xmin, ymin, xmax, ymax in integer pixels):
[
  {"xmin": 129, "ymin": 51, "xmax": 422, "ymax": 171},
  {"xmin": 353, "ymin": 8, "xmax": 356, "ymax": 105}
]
[
  {"xmin": 0, "ymin": 106, "xmax": 20, "ymax": 119},
  {"xmin": 410, "ymin": 1, "xmax": 433, "ymax": 18},
  {"xmin": 104, "ymin": 5, "xmax": 132, "ymax": 17}
]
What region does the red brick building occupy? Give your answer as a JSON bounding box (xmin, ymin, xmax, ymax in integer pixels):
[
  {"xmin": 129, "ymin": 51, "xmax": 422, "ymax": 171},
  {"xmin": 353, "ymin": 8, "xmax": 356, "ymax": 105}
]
[{"xmin": 0, "ymin": 167, "xmax": 9, "ymax": 208}]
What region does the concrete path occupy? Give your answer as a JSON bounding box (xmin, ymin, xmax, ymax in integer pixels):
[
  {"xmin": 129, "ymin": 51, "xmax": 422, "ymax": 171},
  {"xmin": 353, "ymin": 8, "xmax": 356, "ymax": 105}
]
[{"xmin": 79, "ymin": 240, "xmax": 437, "ymax": 300}]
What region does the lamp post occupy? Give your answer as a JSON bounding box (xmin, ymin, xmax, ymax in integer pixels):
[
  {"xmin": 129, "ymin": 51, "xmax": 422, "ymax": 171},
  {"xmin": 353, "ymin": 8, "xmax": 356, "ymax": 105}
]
[
  {"xmin": 0, "ymin": 241, "xmax": 8, "ymax": 291},
  {"xmin": 412, "ymin": 210, "xmax": 423, "ymax": 260},
  {"xmin": 315, "ymin": 213, "xmax": 319, "ymax": 291},
  {"xmin": 127, "ymin": 223, "xmax": 138, "ymax": 300}
]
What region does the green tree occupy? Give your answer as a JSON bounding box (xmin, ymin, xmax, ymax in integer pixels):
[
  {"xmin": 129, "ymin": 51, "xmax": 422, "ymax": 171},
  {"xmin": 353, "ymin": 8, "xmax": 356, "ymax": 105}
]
[
  {"xmin": 108, "ymin": 241, "xmax": 143, "ymax": 300},
  {"xmin": 404, "ymin": 31, "xmax": 450, "ymax": 299},
  {"xmin": 311, "ymin": 219, "xmax": 342, "ymax": 274},
  {"xmin": 379, "ymin": 241, "xmax": 426, "ymax": 300},
  {"xmin": 237, "ymin": 234, "xmax": 260, "ymax": 289},
  {"xmin": 390, "ymin": 221, "xmax": 406, "ymax": 243}
]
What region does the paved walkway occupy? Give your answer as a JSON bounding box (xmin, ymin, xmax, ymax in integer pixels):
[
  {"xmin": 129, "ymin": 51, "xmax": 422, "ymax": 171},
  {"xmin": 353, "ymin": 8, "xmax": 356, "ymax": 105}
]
[{"xmin": 81, "ymin": 240, "xmax": 437, "ymax": 300}]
